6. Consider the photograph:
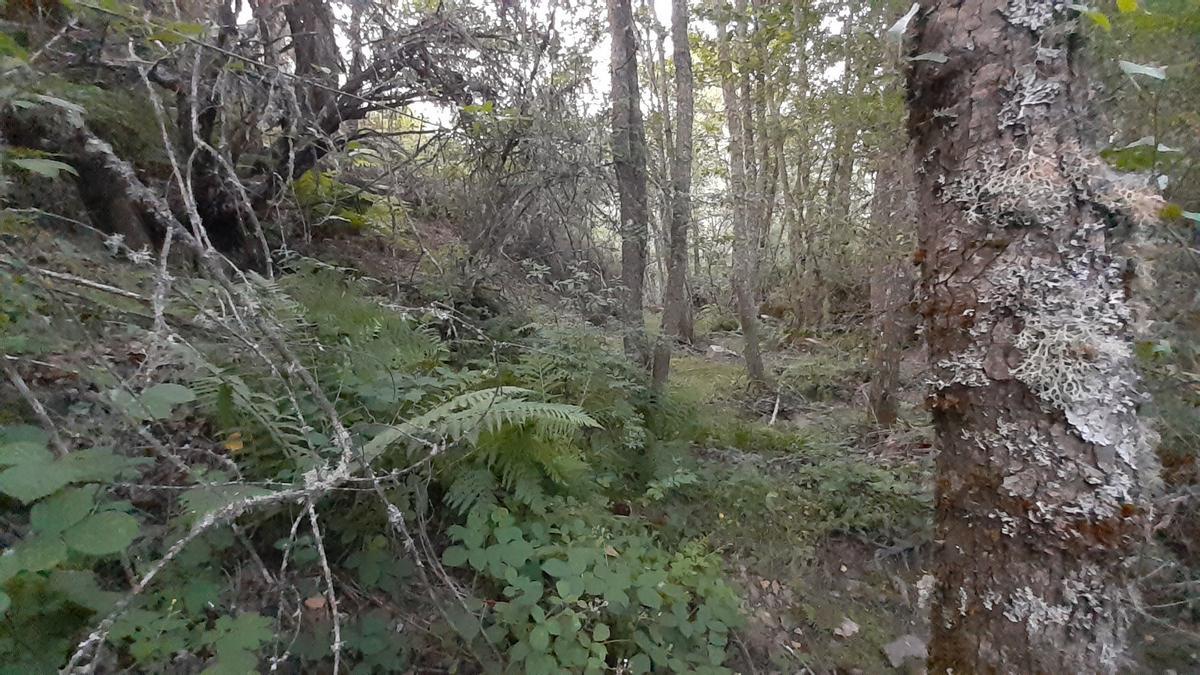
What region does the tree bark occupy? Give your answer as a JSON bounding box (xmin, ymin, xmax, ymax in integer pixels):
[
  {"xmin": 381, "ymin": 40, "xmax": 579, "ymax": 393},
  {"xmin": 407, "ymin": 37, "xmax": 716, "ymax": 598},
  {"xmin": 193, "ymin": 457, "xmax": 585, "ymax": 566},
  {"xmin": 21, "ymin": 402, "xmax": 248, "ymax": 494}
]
[
  {"xmin": 1, "ymin": 104, "xmax": 170, "ymax": 249},
  {"xmin": 866, "ymin": 151, "xmax": 916, "ymax": 428},
  {"xmin": 907, "ymin": 1, "xmax": 1158, "ymax": 671},
  {"xmin": 282, "ymin": 0, "xmax": 342, "ymax": 116},
  {"xmin": 717, "ymin": 0, "xmax": 768, "ymax": 388},
  {"xmin": 608, "ymin": 0, "xmax": 650, "ymax": 365},
  {"xmin": 651, "ymin": 0, "xmax": 695, "ymax": 389},
  {"xmin": 645, "ymin": 16, "xmax": 673, "ymax": 308},
  {"xmin": 785, "ymin": 0, "xmax": 813, "ymax": 334}
]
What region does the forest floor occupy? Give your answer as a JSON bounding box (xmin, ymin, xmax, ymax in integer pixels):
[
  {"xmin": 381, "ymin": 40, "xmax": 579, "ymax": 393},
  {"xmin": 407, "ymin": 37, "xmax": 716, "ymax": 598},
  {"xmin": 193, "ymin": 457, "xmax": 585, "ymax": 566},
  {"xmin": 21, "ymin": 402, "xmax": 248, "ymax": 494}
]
[
  {"xmin": 283, "ymin": 226, "xmax": 946, "ymax": 672},
  {"xmin": 665, "ymin": 333, "xmax": 1199, "ymax": 674},
  {"xmin": 5, "ymin": 221, "xmax": 1197, "ymax": 673},
  {"xmin": 663, "ymin": 334, "xmax": 935, "ymax": 674}
]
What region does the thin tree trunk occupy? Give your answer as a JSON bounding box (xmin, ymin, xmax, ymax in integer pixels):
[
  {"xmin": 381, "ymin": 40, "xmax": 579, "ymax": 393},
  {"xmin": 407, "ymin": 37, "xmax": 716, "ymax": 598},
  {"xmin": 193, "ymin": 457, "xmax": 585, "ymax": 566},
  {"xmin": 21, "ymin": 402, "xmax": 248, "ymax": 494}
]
[
  {"xmin": 866, "ymin": 151, "xmax": 915, "ymax": 427},
  {"xmin": 824, "ymin": 0, "xmax": 857, "ymax": 234},
  {"xmin": 786, "ymin": 0, "xmax": 816, "ymax": 332},
  {"xmin": 645, "ymin": 16, "xmax": 673, "ymax": 307},
  {"xmin": 608, "ymin": 0, "xmax": 650, "ymax": 365},
  {"xmin": 718, "ymin": 0, "xmax": 768, "ymax": 388},
  {"xmin": 651, "ymin": 0, "xmax": 695, "ymax": 389},
  {"xmin": 907, "ymin": 1, "xmax": 1157, "ymax": 670}
]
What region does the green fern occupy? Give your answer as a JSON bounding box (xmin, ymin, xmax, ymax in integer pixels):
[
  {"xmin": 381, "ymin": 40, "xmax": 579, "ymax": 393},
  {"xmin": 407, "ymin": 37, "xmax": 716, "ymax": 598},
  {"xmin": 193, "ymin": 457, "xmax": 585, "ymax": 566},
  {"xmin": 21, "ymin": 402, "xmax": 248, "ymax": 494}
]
[{"xmin": 361, "ymin": 385, "xmax": 601, "ymax": 516}]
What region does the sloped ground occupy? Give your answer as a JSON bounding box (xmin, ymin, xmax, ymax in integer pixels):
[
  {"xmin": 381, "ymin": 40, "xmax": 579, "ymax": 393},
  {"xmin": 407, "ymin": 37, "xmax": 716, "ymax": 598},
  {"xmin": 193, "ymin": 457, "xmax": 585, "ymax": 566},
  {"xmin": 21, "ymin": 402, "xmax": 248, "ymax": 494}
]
[
  {"xmin": 673, "ymin": 323, "xmax": 1200, "ymax": 674},
  {"xmin": 664, "ymin": 338, "xmax": 936, "ymax": 673},
  {"xmin": 5, "ymin": 214, "xmax": 1196, "ymax": 673}
]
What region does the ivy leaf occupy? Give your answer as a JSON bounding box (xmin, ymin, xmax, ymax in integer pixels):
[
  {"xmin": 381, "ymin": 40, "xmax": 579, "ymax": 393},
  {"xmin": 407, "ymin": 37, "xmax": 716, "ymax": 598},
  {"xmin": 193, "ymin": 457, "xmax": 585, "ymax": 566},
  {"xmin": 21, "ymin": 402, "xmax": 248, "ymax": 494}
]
[
  {"xmin": 9, "ymin": 158, "xmax": 78, "ymax": 179},
  {"xmin": 555, "ymin": 578, "xmax": 584, "ymax": 601},
  {"xmin": 203, "ymin": 614, "xmax": 274, "ymax": 675},
  {"xmin": 445, "ymin": 605, "xmax": 480, "ymax": 641},
  {"xmin": 63, "ymin": 511, "xmax": 139, "ymax": 556},
  {"xmin": 201, "ymin": 650, "xmax": 258, "ymax": 675},
  {"xmin": 181, "ymin": 579, "xmax": 222, "ymax": 613},
  {"xmin": 31, "ymin": 485, "xmax": 96, "ymax": 535},
  {"xmin": 0, "ymin": 461, "xmax": 73, "ymax": 503}
]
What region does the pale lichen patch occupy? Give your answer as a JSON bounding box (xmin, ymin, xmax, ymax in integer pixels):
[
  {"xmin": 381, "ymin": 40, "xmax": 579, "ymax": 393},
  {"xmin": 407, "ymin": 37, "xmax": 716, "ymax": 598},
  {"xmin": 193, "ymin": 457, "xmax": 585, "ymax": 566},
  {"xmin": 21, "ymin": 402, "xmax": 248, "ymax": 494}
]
[
  {"xmin": 1002, "ymin": 0, "xmax": 1069, "ymax": 32},
  {"xmin": 940, "ymin": 148, "xmax": 1074, "ymax": 228}
]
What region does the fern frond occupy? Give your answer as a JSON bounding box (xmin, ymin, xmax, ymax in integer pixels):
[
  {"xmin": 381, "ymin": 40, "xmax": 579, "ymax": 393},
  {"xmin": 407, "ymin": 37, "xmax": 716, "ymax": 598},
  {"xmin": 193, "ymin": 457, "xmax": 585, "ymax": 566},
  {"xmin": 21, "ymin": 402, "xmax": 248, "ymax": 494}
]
[{"xmin": 444, "ymin": 466, "xmax": 498, "ymax": 515}]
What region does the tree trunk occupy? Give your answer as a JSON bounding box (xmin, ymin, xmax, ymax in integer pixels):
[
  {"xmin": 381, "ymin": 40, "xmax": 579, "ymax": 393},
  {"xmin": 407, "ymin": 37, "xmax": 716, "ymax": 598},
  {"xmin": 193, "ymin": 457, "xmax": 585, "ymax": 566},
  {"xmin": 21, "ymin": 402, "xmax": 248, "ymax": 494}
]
[
  {"xmin": 645, "ymin": 18, "xmax": 673, "ymax": 308},
  {"xmin": 717, "ymin": 0, "xmax": 768, "ymax": 388},
  {"xmin": 608, "ymin": 0, "xmax": 650, "ymax": 365},
  {"xmin": 2, "ymin": 104, "xmax": 171, "ymax": 249},
  {"xmin": 651, "ymin": 0, "xmax": 694, "ymax": 389},
  {"xmin": 283, "ymin": 0, "xmax": 342, "ymax": 116},
  {"xmin": 866, "ymin": 260, "xmax": 911, "ymax": 427},
  {"xmin": 907, "ymin": 1, "xmax": 1157, "ymax": 671},
  {"xmin": 866, "ymin": 152, "xmax": 916, "ymax": 428}
]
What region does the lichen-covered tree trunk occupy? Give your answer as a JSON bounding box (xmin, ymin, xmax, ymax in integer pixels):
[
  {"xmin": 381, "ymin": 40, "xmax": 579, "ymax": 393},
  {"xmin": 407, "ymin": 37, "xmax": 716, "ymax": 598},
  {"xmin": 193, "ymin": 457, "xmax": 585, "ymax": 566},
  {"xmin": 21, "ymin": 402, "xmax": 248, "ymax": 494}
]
[
  {"xmin": 651, "ymin": 0, "xmax": 695, "ymax": 389},
  {"xmin": 608, "ymin": 0, "xmax": 650, "ymax": 365},
  {"xmin": 907, "ymin": 1, "xmax": 1158, "ymax": 671},
  {"xmin": 717, "ymin": 0, "xmax": 767, "ymax": 387}
]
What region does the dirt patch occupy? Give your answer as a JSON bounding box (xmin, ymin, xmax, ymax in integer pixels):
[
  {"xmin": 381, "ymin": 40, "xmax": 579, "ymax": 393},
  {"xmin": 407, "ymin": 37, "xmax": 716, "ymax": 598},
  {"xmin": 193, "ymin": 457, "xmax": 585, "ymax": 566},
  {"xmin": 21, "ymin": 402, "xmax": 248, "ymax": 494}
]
[{"xmin": 732, "ymin": 537, "xmax": 931, "ymax": 674}]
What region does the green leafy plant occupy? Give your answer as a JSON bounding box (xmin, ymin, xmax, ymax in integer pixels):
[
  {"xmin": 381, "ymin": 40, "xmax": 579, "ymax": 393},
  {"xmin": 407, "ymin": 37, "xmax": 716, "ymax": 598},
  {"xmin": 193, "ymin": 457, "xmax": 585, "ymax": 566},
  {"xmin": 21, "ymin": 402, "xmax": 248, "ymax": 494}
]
[{"xmin": 441, "ymin": 501, "xmax": 742, "ymax": 674}]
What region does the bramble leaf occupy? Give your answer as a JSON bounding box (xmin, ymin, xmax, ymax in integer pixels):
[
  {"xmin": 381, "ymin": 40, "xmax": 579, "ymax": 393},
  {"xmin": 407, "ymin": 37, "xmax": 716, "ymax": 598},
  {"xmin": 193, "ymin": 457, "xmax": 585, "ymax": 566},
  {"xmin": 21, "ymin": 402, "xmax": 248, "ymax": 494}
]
[
  {"xmin": 0, "ymin": 461, "xmax": 73, "ymax": 503},
  {"xmin": 31, "ymin": 486, "xmax": 96, "ymax": 535},
  {"xmin": 63, "ymin": 511, "xmax": 139, "ymax": 556}
]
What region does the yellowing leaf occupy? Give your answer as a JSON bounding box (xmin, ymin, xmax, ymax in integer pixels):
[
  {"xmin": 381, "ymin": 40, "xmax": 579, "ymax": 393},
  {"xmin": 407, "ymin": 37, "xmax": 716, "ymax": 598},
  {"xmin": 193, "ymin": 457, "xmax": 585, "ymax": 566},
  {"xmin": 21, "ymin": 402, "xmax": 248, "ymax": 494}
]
[
  {"xmin": 1086, "ymin": 10, "xmax": 1112, "ymax": 31},
  {"xmin": 1116, "ymin": 0, "xmax": 1137, "ymax": 13},
  {"xmin": 223, "ymin": 432, "xmax": 244, "ymax": 452}
]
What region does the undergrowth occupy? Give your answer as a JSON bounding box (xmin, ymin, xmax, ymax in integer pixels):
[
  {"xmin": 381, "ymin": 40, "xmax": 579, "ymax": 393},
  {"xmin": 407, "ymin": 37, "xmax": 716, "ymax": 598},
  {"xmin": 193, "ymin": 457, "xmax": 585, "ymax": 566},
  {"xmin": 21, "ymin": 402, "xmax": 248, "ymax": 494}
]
[
  {"xmin": 669, "ymin": 426, "xmax": 931, "ymax": 570},
  {"xmin": 0, "ymin": 226, "xmax": 743, "ymax": 673}
]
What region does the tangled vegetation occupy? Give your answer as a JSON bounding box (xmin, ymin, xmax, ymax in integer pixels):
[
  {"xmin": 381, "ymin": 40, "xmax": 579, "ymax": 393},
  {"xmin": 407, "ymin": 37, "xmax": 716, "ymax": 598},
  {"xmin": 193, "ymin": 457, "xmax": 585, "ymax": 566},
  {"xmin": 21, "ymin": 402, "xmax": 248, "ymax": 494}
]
[{"xmin": 1, "ymin": 0, "xmax": 1198, "ymax": 671}]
